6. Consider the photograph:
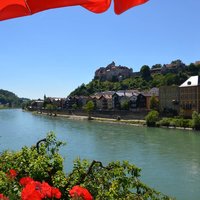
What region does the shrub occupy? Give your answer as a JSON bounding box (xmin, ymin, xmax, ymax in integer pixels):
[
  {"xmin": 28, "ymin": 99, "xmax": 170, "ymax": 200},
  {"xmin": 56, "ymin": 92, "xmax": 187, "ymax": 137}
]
[
  {"xmin": 145, "ymin": 110, "xmax": 159, "ymax": 127},
  {"xmin": 150, "ymin": 95, "xmax": 159, "ymax": 111},
  {"xmin": 192, "ymin": 111, "xmax": 200, "ymax": 130},
  {"xmin": 157, "ymin": 117, "xmax": 193, "ymax": 128},
  {"xmin": 173, "ymin": 118, "xmax": 192, "ymax": 128},
  {"xmin": 158, "ymin": 118, "xmax": 171, "ymax": 127}
]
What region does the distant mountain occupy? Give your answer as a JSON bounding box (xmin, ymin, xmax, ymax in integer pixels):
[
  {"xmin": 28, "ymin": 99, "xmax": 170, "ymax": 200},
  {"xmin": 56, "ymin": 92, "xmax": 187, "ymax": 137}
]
[
  {"xmin": 69, "ymin": 60, "xmax": 200, "ymax": 96},
  {"xmin": 0, "ymin": 89, "xmax": 28, "ymax": 107}
]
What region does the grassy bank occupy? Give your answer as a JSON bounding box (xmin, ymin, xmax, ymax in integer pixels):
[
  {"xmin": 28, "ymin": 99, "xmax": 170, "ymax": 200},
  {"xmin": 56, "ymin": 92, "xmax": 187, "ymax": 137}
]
[
  {"xmin": 32, "ymin": 110, "xmax": 146, "ymax": 126},
  {"xmin": 32, "ymin": 110, "xmax": 200, "ymax": 131}
]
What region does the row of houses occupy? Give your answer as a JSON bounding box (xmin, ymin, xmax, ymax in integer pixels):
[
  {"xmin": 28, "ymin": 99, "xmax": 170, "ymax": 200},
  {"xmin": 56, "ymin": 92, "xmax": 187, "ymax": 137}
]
[
  {"xmin": 65, "ymin": 88, "xmax": 158, "ymax": 111},
  {"xmin": 31, "ymin": 75, "xmax": 200, "ymax": 117},
  {"xmin": 31, "ymin": 88, "xmax": 159, "ymax": 112}
]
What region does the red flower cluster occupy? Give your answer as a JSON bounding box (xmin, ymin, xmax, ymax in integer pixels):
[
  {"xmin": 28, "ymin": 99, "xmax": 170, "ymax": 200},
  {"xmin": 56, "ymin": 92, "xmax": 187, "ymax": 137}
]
[
  {"xmin": 7, "ymin": 169, "xmax": 17, "ymax": 179},
  {"xmin": 69, "ymin": 186, "xmax": 93, "ymax": 200},
  {"xmin": 20, "ymin": 177, "xmax": 61, "ymax": 200},
  {"xmin": 20, "ymin": 177, "xmax": 34, "ymax": 186},
  {"xmin": 3, "ymin": 169, "xmax": 94, "ymax": 200},
  {"xmin": 0, "ymin": 194, "xmax": 9, "ymax": 200}
]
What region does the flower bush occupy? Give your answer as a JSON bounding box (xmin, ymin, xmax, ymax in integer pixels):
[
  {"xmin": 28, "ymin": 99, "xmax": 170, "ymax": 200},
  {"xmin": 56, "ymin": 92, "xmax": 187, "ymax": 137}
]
[{"xmin": 0, "ymin": 132, "xmax": 173, "ymax": 200}]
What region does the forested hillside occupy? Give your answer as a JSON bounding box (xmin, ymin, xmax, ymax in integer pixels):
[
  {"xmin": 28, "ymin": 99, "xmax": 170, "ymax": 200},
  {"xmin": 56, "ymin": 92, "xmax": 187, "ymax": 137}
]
[
  {"xmin": 70, "ymin": 59, "xmax": 200, "ymax": 96},
  {"xmin": 0, "ymin": 89, "xmax": 25, "ymax": 107}
]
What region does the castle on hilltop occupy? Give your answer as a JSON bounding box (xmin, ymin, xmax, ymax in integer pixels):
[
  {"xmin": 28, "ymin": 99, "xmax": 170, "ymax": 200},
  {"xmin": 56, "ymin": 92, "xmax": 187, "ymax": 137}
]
[
  {"xmin": 94, "ymin": 60, "xmax": 200, "ymax": 82},
  {"xmin": 94, "ymin": 62, "xmax": 134, "ymax": 81}
]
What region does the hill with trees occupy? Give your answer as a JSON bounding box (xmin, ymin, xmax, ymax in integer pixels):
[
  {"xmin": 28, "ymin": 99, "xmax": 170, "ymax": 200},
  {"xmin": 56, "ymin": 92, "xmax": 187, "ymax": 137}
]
[
  {"xmin": 70, "ymin": 59, "xmax": 200, "ymax": 96},
  {"xmin": 0, "ymin": 89, "xmax": 27, "ymax": 108}
]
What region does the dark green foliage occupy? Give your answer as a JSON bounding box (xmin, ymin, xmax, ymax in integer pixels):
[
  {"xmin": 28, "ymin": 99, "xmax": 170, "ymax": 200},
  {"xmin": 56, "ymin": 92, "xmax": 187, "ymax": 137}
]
[
  {"xmin": 150, "ymin": 95, "xmax": 159, "ymax": 111},
  {"xmin": 186, "ymin": 63, "xmax": 200, "ymax": 76},
  {"xmin": 21, "ymin": 100, "xmax": 32, "ymax": 109},
  {"xmin": 71, "ymin": 103, "xmax": 78, "ymax": 110},
  {"xmin": 192, "ymin": 111, "xmax": 200, "ymax": 130},
  {"xmin": 70, "ymin": 83, "xmax": 90, "ymax": 96},
  {"xmin": 46, "ymin": 103, "xmax": 57, "ymax": 111},
  {"xmin": 157, "ymin": 118, "xmax": 192, "ymax": 129},
  {"xmin": 145, "ymin": 110, "xmax": 159, "ymax": 127},
  {"xmin": 83, "ymin": 100, "xmax": 95, "ymax": 119},
  {"xmin": 83, "ymin": 100, "xmax": 94, "ymax": 113},
  {"xmin": 173, "ymin": 118, "xmax": 192, "ymax": 128},
  {"xmin": 140, "ymin": 65, "xmax": 151, "ymax": 81},
  {"xmin": 121, "ymin": 100, "xmax": 130, "ymax": 110},
  {"xmin": 162, "ymin": 73, "xmax": 177, "ymax": 86},
  {"xmin": 0, "ymin": 89, "xmax": 24, "ymax": 107},
  {"xmin": 158, "ymin": 118, "xmax": 171, "ymax": 127}
]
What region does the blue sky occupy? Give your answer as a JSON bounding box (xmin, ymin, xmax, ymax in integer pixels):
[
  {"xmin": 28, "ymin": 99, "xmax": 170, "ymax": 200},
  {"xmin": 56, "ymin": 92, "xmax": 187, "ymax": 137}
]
[{"xmin": 0, "ymin": 0, "xmax": 200, "ymax": 99}]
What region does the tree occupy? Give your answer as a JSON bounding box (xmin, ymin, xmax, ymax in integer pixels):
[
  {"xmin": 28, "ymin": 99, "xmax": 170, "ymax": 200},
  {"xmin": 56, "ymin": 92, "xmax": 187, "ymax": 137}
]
[
  {"xmin": 0, "ymin": 89, "xmax": 22, "ymax": 107},
  {"xmin": 192, "ymin": 111, "xmax": 200, "ymax": 130},
  {"xmin": 140, "ymin": 65, "xmax": 151, "ymax": 81},
  {"xmin": 150, "ymin": 95, "xmax": 159, "ymax": 111},
  {"xmin": 69, "ymin": 83, "xmax": 89, "ymax": 96},
  {"xmin": 46, "ymin": 103, "xmax": 57, "ymax": 113},
  {"xmin": 187, "ymin": 63, "xmax": 199, "ymax": 76},
  {"xmin": 171, "ymin": 59, "xmax": 183, "ymax": 65},
  {"xmin": 121, "ymin": 100, "xmax": 130, "ymax": 110},
  {"xmin": 145, "ymin": 110, "xmax": 159, "ymax": 127},
  {"xmin": 83, "ymin": 100, "xmax": 94, "ymax": 120},
  {"xmin": 21, "ymin": 100, "xmax": 32, "ymax": 110},
  {"xmin": 72, "ymin": 103, "xmax": 78, "ymax": 110},
  {"xmin": 163, "ymin": 73, "xmax": 177, "ymax": 85}
]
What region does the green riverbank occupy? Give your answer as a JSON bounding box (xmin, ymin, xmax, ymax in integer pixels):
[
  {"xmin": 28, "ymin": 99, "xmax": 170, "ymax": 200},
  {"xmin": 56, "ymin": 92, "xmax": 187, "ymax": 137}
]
[{"xmin": 32, "ymin": 110, "xmax": 197, "ymax": 131}]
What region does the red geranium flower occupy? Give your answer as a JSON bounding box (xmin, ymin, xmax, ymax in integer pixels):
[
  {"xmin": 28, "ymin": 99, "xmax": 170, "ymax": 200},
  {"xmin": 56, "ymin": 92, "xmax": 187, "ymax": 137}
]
[
  {"xmin": 21, "ymin": 181, "xmax": 42, "ymax": 200},
  {"xmin": 0, "ymin": 194, "xmax": 9, "ymax": 200},
  {"xmin": 20, "ymin": 177, "xmax": 34, "ymax": 186},
  {"xmin": 40, "ymin": 182, "xmax": 52, "ymax": 198},
  {"xmin": 7, "ymin": 169, "xmax": 17, "ymax": 179},
  {"xmin": 51, "ymin": 187, "xmax": 62, "ymax": 199},
  {"xmin": 69, "ymin": 186, "xmax": 93, "ymax": 200},
  {"xmin": 20, "ymin": 179, "xmax": 61, "ymax": 200}
]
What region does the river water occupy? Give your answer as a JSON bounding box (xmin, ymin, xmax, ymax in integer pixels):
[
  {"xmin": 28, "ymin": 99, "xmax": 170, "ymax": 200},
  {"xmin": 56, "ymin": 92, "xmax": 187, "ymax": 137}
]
[{"xmin": 0, "ymin": 109, "xmax": 200, "ymax": 200}]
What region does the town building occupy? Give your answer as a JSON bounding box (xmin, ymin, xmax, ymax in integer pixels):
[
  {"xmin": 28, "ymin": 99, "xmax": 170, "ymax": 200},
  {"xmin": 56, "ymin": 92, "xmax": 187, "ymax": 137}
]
[
  {"xmin": 94, "ymin": 62, "xmax": 133, "ymax": 81},
  {"xmin": 46, "ymin": 97, "xmax": 66, "ymax": 109},
  {"xmin": 113, "ymin": 90, "xmax": 146, "ymax": 110},
  {"xmin": 159, "ymin": 86, "xmax": 180, "ymax": 115},
  {"xmin": 143, "ymin": 88, "xmax": 159, "ymax": 110},
  {"xmin": 150, "ymin": 67, "xmax": 162, "ymax": 75},
  {"xmin": 30, "ymin": 100, "xmax": 44, "ymax": 110},
  {"xmin": 65, "ymin": 96, "xmax": 79, "ymax": 109},
  {"xmin": 93, "ymin": 91, "xmax": 115, "ymax": 110},
  {"xmin": 179, "ymin": 75, "xmax": 200, "ymax": 117}
]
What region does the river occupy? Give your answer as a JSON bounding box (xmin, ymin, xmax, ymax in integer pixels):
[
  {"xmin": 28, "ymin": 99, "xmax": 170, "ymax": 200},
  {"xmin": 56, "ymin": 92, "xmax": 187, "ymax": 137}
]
[{"xmin": 0, "ymin": 109, "xmax": 200, "ymax": 200}]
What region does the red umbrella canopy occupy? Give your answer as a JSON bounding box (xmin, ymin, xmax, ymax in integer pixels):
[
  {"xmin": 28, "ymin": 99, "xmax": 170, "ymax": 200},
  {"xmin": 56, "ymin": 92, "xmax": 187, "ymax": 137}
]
[{"xmin": 0, "ymin": 0, "xmax": 148, "ymax": 21}]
